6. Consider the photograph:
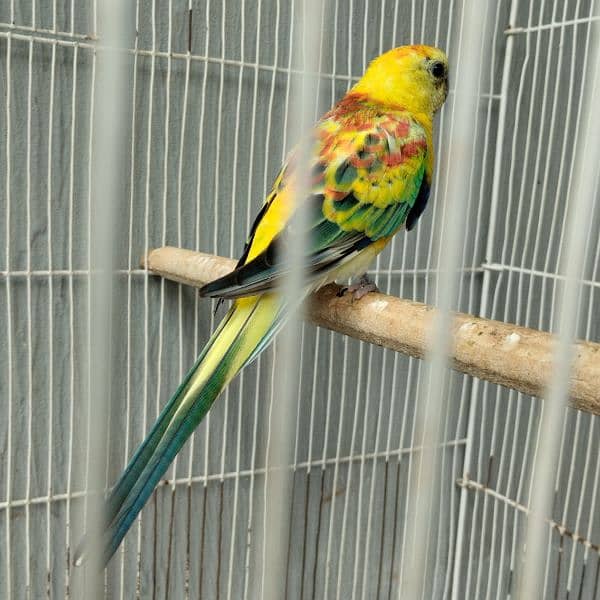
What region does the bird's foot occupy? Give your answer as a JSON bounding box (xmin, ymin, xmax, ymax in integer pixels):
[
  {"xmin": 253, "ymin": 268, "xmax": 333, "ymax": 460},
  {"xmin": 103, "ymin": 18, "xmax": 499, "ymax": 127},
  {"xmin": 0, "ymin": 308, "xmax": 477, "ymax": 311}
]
[{"xmin": 337, "ymin": 274, "xmax": 379, "ymax": 300}]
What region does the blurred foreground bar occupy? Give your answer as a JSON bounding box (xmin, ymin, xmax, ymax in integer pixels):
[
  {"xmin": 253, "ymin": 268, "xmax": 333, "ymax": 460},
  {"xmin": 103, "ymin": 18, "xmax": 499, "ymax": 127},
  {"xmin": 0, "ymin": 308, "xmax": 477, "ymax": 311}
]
[{"xmin": 142, "ymin": 246, "xmax": 600, "ymax": 417}]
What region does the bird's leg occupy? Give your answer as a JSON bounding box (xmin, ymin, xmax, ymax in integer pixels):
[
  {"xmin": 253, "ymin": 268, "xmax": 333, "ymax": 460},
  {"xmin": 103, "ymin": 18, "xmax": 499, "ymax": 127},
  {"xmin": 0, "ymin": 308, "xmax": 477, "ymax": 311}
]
[
  {"xmin": 212, "ymin": 297, "xmax": 226, "ymax": 316},
  {"xmin": 337, "ymin": 273, "xmax": 379, "ymax": 300}
]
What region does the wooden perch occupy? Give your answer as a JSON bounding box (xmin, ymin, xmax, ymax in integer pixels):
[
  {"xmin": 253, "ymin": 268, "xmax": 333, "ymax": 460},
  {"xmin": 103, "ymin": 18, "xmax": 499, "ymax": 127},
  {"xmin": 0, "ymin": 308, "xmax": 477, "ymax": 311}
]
[{"xmin": 141, "ymin": 246, "xmax": 600, "ymax": 417}]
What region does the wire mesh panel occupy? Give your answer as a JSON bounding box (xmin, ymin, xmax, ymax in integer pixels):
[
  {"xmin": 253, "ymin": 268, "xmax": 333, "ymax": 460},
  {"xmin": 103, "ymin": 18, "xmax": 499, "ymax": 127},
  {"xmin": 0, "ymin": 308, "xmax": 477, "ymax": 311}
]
[
  {"xmin": 455, "ymin": 0, "xmax": 600, "ymax": 597},
  {"xmin": 0, "ymin": 1, "xmax": 598, "ymax": 599}
]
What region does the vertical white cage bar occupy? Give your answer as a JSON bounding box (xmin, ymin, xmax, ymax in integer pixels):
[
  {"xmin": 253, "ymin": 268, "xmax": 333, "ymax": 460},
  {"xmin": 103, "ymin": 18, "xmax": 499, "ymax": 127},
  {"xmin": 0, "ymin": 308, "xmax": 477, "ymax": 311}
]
[
  {"xmin": 259, "ymin": 2, "xmax": 322, "ymax": 598},
  {"xmin": 518, "ymin": 12, "xmax": 600, "ymax": 597},
  {"xmin": 451, "ymin": 0, "xmax": 520, "ymax": 595},
  {"xmin": 400, "ymin": 1, "xmax": 490, "ymax": 598},
  {"xmin": 3, "ymin": 30, "xmax": 13, "ymax": 600},
  {"xmin": 76, "ymin": 0, "xmax": 131, "ymax": 592}
]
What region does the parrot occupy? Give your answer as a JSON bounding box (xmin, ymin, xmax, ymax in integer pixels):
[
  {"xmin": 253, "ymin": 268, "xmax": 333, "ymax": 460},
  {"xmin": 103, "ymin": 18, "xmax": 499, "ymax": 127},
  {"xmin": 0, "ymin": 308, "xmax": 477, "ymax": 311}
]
[{"xmin": 76, "ymin": 44, "xmax": 448, "ymax": 566}]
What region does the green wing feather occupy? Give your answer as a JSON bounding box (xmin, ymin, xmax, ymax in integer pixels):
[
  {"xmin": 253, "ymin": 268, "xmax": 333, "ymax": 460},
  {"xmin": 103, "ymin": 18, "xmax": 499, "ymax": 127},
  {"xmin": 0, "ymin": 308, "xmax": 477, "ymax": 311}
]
[{"xmin": 201, "ymin": 99, "xmax": 430, "ymax": 299}]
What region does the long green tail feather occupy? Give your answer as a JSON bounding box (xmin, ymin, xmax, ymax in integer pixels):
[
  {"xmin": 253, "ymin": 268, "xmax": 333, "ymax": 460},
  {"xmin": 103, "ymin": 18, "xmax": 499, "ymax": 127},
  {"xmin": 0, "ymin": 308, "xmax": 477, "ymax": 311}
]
[{"xmin": 74, "ymin": 294, "xmax": 282, "ymax": 566}]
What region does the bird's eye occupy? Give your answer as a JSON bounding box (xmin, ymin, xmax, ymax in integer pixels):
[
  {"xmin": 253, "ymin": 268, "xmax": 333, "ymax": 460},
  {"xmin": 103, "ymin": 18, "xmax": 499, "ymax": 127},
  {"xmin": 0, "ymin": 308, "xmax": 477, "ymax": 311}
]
[{"xmin": 430, "ymin": 61, "xmax": 445, "ymax": 79}]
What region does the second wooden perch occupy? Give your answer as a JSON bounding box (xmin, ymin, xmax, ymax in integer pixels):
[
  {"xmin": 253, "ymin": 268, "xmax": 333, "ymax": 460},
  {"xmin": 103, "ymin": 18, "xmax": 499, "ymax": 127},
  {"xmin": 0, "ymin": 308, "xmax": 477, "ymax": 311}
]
[{"xmin": 141, "ymin": 246, "xmax": 600, "ymax": 417}]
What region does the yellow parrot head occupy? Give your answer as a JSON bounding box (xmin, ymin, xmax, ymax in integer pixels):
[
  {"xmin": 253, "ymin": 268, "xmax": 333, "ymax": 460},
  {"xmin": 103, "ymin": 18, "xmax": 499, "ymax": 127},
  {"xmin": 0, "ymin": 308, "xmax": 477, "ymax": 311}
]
[{"xmin": 354, "ymin": 45, "xmax": 449, "ymax": 116}]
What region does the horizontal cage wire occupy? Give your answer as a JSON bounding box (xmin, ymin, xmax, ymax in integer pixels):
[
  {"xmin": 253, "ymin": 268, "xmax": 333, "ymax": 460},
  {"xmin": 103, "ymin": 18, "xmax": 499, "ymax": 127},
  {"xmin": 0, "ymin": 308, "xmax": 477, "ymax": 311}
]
[{"xmin": 0, "ymin": 0, "xmax": 599, "ymax": 599}]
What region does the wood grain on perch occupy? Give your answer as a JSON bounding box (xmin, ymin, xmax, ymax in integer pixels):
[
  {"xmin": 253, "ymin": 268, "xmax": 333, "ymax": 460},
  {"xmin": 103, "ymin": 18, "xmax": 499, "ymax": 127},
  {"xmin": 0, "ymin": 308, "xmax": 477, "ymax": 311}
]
[{"xmin": 141, "ymin": 246, "xmax": 600, "ymax": 417}]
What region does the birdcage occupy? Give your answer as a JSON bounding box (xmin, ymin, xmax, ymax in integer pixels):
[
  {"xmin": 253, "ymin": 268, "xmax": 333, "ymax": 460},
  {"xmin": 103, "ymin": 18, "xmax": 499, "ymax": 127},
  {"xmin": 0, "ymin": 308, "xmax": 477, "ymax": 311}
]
[{"xmin": 1, "ymin": 1, "xmax": 599, "ymax": 598}]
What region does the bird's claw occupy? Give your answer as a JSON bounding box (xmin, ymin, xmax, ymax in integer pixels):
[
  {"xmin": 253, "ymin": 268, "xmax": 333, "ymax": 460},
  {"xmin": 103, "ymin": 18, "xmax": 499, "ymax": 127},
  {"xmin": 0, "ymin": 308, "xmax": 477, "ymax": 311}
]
[{"xmin": 337, "ymin": 274, "xmax": 379, "ymax": 300}]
